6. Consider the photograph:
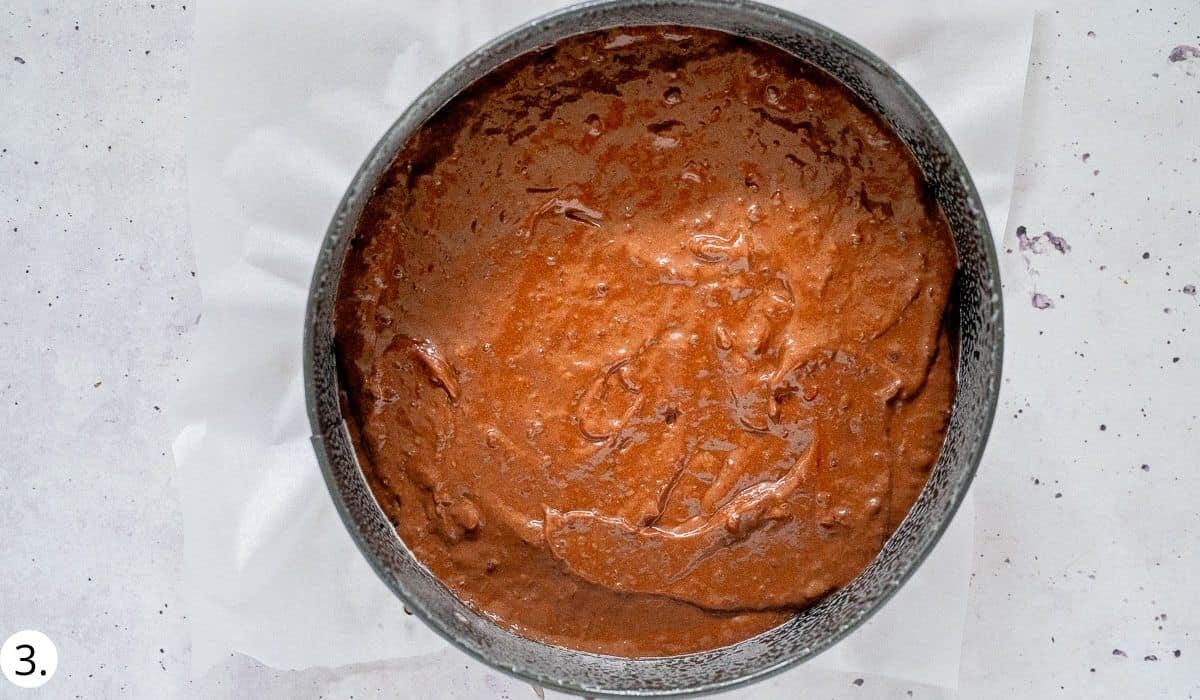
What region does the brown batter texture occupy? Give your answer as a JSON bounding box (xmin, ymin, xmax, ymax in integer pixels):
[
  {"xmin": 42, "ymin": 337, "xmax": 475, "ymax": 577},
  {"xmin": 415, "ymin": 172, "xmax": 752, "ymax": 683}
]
[{"xmin": 335, "ymin": 26, "xmax": 957, "ymax": 657}]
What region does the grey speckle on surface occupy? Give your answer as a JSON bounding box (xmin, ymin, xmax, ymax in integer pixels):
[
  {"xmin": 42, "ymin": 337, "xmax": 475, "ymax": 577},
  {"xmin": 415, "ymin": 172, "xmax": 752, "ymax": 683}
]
[
  {"xmin": 1183, "ymin": 284, "xmax": 1196, "ymax": 296},
  {"xmin": 1167, "ymin": 44, "xmax": 1199, "ymax": 62},
  {"xmin": 1032, "ymin": 292, "xmax": 1054, "ymax": 309},
  {"xmin": 1113, "ymin": 649, "xmax": 1128, "ymax": 657},
  {"xmin": 852, "ymin": 678, "xmax": 865, "ymax": 687},
  {"xmin": 13, "ymin": 55, "xmax": 26, "ymax": 64}
]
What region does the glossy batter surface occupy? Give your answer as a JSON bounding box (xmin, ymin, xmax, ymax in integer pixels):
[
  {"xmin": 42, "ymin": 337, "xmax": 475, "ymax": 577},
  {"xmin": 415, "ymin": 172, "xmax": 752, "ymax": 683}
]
[{"xmin": 335, "ymin": 27, "xmax": 957, "ymax": 656}]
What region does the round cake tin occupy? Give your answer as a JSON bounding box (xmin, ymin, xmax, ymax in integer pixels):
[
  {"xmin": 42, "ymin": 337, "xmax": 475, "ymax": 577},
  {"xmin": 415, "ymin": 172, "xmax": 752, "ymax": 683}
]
[{"xmin": 304, "ymin": 0, "xmax": 1003, "ymax": 696}]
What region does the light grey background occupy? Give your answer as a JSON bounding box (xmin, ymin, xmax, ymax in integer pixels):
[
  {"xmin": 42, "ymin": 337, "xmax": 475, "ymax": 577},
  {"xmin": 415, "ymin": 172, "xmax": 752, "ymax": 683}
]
[{"xmin": 1, "ymin": 1, "xmax": 1197, "ymax": 698}]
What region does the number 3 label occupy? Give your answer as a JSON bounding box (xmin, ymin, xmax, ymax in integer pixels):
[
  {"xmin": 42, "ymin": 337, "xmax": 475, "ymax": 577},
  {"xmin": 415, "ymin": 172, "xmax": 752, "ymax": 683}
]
[{"xmin": 1, "ymin": 631, "xmax": 57, "ymax": 689}]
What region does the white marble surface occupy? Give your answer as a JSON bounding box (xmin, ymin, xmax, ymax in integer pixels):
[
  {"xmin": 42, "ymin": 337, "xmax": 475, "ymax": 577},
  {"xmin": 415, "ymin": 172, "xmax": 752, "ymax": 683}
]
[{"xmin": 1, "ymin": 1, "xmax": 1197, "ymax": 698}]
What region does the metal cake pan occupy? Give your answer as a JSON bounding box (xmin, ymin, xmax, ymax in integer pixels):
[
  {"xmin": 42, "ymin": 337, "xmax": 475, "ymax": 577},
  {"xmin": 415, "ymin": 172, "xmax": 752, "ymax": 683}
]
[{"xmin": 304, "ymin": 0, "xmax": 1003, "ymax": 696}]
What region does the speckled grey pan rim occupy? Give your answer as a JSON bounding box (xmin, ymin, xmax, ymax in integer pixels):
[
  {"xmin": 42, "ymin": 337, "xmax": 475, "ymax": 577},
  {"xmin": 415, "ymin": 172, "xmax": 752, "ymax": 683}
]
[{"xmin": 303, "ymin": 0, "xmax": 1003, "ymax": 696}]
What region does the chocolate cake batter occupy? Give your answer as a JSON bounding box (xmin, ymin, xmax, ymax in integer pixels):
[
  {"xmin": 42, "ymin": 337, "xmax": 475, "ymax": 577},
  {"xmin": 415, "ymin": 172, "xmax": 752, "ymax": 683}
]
[{"xmin": 335, "ymin": 26, "xmax": 957, "ymax": 656}]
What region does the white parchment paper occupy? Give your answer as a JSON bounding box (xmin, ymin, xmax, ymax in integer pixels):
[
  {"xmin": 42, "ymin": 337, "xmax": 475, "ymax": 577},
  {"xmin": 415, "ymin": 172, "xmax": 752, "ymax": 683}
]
[{"xmin": 175, "ymin": 0, "xmax": 1031, "ymax": 689}]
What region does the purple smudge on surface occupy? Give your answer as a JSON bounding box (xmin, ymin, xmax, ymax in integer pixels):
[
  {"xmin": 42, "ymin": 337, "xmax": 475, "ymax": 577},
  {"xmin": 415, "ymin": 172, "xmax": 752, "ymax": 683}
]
[
  {"xmin": 1016, "ymin": 227, "xmax": 1069, "ymax": 255},
  {"xmin": 1032, "ymin": 293, "xmax": 1054, "ymax": 310},
  {"xmin": 1168, "ymin": 45, "xmax": 1200, "ymax": 62},
  {"xmin": 1016, "ymin": 225, "xmax": 1041, "ymax": 252},
  {"xmin": 1183, "ymin": 284, "xmax": 1196, "ymax": 296},
  {"xmin": 1081, "ymin": 152, "xmax": 1091, "ymax": 162},
  {"xmin": 1087, "ymin": 30, "xmax": 1096, "ymax": 38},
  {"xmin": 1043, "ymin": 231, "xmax": 1071, "ymax": 254},
  {"xmin": 1113, "ymin": 649, "xmax": 1127, "ymax": 657}
]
